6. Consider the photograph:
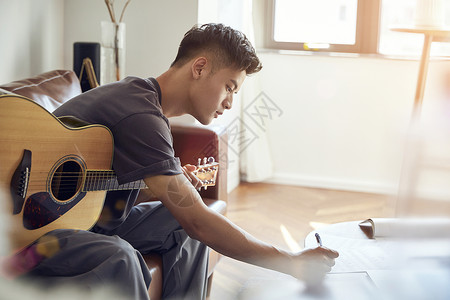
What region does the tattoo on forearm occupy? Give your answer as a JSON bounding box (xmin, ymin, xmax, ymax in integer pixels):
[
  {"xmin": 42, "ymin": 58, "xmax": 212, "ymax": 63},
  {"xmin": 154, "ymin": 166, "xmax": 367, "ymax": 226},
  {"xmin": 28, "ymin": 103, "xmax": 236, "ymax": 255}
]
[{"xmin": 166, "ymin": 175, "xmax": 197, "ymax": 208}]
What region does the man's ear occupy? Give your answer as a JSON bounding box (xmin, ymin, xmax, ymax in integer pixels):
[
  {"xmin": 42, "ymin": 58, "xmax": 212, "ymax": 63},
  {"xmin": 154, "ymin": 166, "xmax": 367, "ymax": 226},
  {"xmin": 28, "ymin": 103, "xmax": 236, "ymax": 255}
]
[{"xmin": 191, "ymin": 57, "xmax": 208, "ymax": 79}]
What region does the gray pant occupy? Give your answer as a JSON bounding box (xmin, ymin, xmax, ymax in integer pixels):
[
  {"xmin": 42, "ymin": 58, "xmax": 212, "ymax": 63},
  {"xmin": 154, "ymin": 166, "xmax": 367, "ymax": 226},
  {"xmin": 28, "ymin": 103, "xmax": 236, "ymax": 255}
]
[{"xmin": 24, "ymin": 201, "xmax": 209, "ymax": 300}]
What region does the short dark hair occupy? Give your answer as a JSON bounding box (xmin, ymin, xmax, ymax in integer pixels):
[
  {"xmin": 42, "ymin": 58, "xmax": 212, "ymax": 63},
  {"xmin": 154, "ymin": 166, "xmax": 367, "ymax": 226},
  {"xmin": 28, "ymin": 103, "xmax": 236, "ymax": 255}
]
[{"xmin": 171, "ymin": 23, "xmax": 262, "ymax": 75}]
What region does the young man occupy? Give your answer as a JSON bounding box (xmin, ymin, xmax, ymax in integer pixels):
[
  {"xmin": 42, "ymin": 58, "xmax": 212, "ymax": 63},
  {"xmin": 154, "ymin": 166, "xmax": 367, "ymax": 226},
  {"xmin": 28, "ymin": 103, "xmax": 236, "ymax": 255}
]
[{"xmin": 26, "ymin": 23, "xmax": 338, "ymax": 299}]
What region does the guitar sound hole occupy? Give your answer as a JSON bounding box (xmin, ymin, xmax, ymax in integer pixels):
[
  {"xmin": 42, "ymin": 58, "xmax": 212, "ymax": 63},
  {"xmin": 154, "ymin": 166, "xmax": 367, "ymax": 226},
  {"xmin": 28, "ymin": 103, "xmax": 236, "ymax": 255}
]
[{"xmin": 51, "ymin": 160, "xmax": 82, "ymax": 201}]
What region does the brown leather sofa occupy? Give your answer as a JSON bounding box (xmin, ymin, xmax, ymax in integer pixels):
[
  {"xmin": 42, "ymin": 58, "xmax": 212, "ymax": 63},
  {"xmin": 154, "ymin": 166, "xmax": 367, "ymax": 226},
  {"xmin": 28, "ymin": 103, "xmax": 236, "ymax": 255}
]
[{"xmin": 0, "ymin": 70, "xmax": 228, "ymax": 299}]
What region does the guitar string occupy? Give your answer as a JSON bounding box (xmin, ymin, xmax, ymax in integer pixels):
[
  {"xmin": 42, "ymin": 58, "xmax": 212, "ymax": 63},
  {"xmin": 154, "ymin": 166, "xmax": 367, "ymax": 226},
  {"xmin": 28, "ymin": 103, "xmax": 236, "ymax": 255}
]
[
  {"xmin": 19, "ymin": 168, "xmax": 217, "ymax": 192},
  {"xmin": 22, "ymin": 165, "xmax": 217, "ymax": 175},
  {"xmin": 23, "ymin": 177, "xmax": 214, "ymax": 192},
  {"xmin": 24, "ymin": 171, "xmax": 216, "ymax": 181},
  {"xmin": 22, "ymin": 169, "xmax": 216, "ymax": 180}
]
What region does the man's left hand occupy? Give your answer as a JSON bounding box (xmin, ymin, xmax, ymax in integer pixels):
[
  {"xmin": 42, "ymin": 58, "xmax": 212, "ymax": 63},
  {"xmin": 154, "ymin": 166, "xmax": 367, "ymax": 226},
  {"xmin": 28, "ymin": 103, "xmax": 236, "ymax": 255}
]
[{"xmin": 182, "ymin": 164, "xmax": 202, "ymax": 189}]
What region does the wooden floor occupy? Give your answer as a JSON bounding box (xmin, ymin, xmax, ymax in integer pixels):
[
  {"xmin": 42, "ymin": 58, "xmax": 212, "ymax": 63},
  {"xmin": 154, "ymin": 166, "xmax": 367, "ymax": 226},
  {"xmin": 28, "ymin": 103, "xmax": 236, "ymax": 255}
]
[{"xmin": 208, "ymin": 182, "xmax": 395, "ymax": 300}]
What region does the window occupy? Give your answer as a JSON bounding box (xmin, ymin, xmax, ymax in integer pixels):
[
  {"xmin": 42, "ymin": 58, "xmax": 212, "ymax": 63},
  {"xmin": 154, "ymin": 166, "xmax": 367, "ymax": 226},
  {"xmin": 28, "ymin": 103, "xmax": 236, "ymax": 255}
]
[
  {"xmin": 267, "ymin": 0, "xmax": 380, "ymax": 53},
  {"xmin": 267, "ymin": 0, "xmax": 450, "ymax": 56}
]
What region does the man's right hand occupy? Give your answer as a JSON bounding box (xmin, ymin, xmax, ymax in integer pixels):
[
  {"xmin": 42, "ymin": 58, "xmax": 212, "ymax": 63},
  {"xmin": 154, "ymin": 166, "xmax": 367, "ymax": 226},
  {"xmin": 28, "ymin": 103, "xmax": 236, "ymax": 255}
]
[{"xmin": 289, "ymin": 246, "xmax": 339, "ymax": 285}]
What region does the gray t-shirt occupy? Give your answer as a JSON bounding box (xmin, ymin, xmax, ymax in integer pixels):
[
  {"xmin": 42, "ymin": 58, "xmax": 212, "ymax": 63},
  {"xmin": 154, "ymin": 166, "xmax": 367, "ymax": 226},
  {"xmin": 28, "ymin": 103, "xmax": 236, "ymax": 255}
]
[{"xmin": 53, "ymin": 76, "xmax": 182, "ymax": 230}]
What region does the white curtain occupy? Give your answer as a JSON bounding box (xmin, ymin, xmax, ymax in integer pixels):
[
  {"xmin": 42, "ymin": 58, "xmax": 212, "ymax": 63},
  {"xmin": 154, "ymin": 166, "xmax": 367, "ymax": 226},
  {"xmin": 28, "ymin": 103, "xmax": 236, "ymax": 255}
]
[
  {"xmin": 239, "ymin": 75, "xmax": 275, "ymax": 182},
  {"xmin": 238, "ymin": 0, "xmax": 274, "ymax": 182},
  {"xmin": 198, "ymin": 0, "xmax": 274, "ymax": 183}
]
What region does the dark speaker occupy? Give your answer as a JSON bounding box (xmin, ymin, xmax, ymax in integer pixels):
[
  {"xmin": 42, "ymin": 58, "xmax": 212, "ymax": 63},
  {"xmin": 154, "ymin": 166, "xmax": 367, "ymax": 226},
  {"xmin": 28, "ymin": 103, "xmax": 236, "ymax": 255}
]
[{"xmin": 73, "ymin": 42, "xmax": 100, "ymax": 92}]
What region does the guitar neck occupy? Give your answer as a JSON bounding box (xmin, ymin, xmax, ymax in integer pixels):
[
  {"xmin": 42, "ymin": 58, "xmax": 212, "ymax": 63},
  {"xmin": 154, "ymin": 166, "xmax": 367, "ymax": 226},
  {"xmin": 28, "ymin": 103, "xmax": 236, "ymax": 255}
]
[
  {"xmin": 83, "ymin": 160, "xmax": 218, "ymax": 192},
  {"xmin": 84, "ymin": 170, "xmax": 147, "ymax": 192}
]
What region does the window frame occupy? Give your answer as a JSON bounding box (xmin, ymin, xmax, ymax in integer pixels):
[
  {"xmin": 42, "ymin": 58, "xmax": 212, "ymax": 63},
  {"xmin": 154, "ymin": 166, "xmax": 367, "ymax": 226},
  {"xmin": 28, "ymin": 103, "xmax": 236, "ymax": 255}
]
[{"xmin": 265, "ymin": 0, "xmax": 381, "ymax": 54}]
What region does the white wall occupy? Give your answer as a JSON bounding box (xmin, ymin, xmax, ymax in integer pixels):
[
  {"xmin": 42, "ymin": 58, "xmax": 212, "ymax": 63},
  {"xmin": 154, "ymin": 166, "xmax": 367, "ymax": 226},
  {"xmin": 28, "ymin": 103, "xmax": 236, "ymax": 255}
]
[
  {"xmin": 258, "ymin": 52, "xmax": 450, "ymax": 194},
  {"xmin": 0, "ymin": 0, "xmax": 64, "ymax": 83},
  {"xmin": 63, "ymin": 0, "xmax": 198, "ymax": 77},
  {"xmin": 0, "ymin": 0, "xmax": 198, "ymax": 83}
]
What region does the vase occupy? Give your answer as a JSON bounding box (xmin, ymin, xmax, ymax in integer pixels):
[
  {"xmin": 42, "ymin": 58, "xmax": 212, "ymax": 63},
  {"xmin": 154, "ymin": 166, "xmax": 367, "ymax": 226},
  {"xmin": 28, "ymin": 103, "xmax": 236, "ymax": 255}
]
[{"xmin": 101, "ymin": 21, "xmax": 126, "ymax": 85}]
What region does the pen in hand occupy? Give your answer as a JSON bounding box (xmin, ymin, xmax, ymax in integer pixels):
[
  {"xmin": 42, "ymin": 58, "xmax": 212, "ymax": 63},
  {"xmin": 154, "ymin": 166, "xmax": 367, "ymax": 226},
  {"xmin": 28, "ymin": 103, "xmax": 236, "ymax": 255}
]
[
  {"xmin": 315, "ymin": 233, "xmax": 322, "ymax": 247},
  {"xmin": 304, "ymin": 232, "xmax": 328, "ymax": 290}
]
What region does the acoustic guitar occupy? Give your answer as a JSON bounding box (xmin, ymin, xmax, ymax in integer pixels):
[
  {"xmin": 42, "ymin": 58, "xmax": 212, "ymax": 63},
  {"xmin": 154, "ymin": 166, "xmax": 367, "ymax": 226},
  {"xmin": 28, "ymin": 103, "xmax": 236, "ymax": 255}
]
[{"xmin": 0, "ymin": 95, "xmax": 218, "ymax": 254}]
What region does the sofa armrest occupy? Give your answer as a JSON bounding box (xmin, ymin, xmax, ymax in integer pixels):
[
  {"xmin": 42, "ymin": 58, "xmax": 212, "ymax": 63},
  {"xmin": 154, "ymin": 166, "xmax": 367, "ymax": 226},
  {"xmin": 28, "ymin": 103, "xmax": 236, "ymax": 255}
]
[
  {"xmin": 0, "ymin": 70, "xmax": 82, "ymax": 112},
  {"xmin": 171, "ymin": 124, "xmax": 228, "ymax": 203}
]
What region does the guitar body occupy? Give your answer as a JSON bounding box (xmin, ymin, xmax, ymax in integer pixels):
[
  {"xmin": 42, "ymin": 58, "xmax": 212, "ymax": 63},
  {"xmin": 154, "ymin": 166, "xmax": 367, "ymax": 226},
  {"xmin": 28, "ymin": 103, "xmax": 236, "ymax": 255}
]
[{"xmin": 0, "ymin": 95, "xmax": 114, "ymax": 254}]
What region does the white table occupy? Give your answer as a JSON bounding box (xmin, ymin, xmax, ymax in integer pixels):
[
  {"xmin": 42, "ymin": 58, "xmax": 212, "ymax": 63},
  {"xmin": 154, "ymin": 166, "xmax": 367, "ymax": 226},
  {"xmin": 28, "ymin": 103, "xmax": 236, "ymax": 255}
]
[
  {"xmin": 303, "ymin": 220, "xmax": 450, "ymax": 300},
  {"xmin": 240, "ymin": 220, "xmax": 450, "ymax": 300}
]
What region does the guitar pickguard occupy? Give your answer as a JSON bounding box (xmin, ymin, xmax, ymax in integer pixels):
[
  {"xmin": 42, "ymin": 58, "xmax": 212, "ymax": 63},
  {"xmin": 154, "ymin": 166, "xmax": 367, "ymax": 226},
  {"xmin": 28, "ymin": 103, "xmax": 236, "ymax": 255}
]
[{"xmin": 23, "ymin": 191, "xmax": 87, "ymax": 230}]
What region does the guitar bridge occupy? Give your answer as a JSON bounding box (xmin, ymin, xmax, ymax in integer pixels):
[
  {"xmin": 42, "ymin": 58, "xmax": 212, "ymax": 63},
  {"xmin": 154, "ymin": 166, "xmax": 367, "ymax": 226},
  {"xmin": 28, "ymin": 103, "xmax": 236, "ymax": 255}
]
[{"xmin": 10, "ymin": 149, "xmax": 32, "ymax": 214}]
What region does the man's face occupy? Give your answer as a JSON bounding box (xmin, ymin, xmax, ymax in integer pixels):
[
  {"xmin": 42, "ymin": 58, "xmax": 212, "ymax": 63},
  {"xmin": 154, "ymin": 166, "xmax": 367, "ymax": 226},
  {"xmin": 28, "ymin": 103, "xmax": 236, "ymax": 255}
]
[{"xmin": 190, "ymin": 65, "xmax": 246, "ymax": 125}]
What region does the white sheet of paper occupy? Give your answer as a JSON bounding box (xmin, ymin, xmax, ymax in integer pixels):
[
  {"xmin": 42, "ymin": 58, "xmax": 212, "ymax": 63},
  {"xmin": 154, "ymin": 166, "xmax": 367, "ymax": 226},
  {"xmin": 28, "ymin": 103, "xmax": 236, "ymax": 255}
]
[{"xmin": 238, "ymin": 272, "xmax": 378, "ymax": 300}]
